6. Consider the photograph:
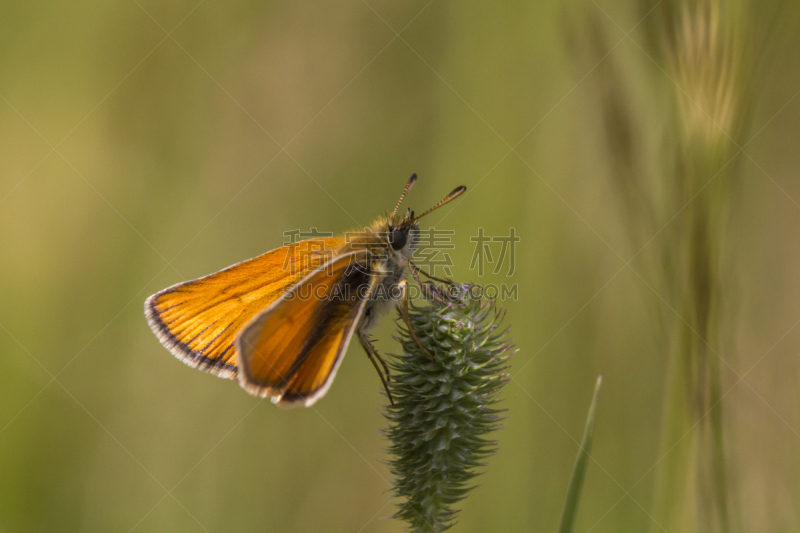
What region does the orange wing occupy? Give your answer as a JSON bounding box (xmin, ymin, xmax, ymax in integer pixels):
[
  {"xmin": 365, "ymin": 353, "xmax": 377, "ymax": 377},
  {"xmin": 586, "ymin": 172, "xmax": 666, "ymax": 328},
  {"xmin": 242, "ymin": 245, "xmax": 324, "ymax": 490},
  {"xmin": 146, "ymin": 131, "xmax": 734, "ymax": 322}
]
[
  {"xmin": 145, "ymin": 237, "xmax": 342, "ymax": 378},
  {"xmin": 236, "ymin": 251, "xmax": 376, "ymax": 408}
]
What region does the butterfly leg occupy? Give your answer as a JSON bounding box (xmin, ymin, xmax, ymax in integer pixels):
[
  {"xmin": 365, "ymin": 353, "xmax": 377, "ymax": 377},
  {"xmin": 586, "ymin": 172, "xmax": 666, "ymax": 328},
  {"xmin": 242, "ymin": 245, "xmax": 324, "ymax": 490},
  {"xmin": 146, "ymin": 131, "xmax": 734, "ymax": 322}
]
[
  {"xmin": 361, "ymin": 330, "xmax": 391, "ymax": 383},
  {"xmin": 398, "ymin": 280, "xmax": 434, "ymax": 359},
  {"xmin": 406, "ymin": 262, "xmax": 452, "ymax": 307},
  {"xmin": 408, "ymin": 259, "xmax": 453, "ymax": 285},
  {"xmin": 357, "ymin": 328, "xmax": 394, "ymax": 405}
]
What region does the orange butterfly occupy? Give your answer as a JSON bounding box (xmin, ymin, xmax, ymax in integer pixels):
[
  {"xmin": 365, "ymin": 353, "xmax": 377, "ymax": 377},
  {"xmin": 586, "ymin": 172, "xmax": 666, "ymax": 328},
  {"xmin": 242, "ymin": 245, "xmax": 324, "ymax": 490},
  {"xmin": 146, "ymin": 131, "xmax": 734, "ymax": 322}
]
[{"xmin": 145, "ymin": 175, "xmax": 465, "ymax": 408}]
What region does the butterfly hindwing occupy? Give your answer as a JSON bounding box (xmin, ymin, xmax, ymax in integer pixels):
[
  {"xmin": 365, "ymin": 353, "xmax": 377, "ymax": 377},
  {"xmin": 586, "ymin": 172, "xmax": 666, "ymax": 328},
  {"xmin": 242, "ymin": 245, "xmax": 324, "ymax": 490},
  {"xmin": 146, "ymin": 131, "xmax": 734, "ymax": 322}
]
[{"xmin": 236, "ymin": 251, "xmax": 376, "ymax": 407}]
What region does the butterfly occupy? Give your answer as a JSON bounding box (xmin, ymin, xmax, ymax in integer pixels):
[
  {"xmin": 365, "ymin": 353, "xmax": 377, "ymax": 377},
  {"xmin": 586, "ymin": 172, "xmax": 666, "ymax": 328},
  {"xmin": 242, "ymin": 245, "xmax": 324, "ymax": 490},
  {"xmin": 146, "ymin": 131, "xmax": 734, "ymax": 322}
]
[{"xmin": 145, "ymin": 174, "xmax": 465, "ymax": 408}]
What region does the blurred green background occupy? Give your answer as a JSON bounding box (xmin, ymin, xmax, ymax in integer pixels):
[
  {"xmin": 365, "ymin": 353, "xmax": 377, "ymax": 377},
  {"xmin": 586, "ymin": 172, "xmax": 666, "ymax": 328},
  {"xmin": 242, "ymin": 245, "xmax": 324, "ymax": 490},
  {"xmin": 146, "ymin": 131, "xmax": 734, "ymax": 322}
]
[{"xmin": 1, "ymin": 1, "xmax": 799, "ymax": 532}]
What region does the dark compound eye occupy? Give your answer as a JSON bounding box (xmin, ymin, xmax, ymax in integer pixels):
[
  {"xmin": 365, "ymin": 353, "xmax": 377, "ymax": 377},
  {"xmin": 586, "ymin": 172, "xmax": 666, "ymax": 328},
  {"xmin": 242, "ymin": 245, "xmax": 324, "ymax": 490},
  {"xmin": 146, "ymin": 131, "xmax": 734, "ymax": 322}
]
[{"xmin": 389, "ymin": 228, "xmax": 407, "ymax": 250}]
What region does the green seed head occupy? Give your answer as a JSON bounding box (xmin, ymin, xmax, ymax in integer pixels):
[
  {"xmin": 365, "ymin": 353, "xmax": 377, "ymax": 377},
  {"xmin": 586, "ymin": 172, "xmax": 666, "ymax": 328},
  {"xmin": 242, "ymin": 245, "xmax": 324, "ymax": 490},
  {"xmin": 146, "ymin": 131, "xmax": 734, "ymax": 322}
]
[{"xmin": 384, "ymin": 284, "xmax": 514, "ymax": 532}]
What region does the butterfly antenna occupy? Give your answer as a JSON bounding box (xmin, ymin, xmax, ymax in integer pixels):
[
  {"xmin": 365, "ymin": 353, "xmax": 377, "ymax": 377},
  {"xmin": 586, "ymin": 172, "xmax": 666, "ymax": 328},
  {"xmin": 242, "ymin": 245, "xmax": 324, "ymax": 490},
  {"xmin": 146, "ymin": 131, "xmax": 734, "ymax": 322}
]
[
  {"xmin": 412, "ymin": 185, "xmax": 466, "ymax": 222},
  {"xmin": 391, "ymin": 173, "xmax": 417, "ymax": 218}
]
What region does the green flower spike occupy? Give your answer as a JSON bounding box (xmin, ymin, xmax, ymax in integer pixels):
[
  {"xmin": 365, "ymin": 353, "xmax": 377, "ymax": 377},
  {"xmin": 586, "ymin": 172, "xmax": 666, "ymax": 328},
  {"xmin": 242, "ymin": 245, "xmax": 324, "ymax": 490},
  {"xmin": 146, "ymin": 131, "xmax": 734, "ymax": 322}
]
[{"xmin": 384, "ymin": 283, "xmax": 515, "ymax": 532}]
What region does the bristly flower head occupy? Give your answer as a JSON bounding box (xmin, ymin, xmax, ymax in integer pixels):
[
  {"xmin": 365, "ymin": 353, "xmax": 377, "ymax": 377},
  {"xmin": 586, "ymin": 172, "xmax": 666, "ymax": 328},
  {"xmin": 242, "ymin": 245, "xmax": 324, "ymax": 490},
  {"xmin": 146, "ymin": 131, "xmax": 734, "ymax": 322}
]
[{"xmin": 384, "ymin": 283, "xmax": 514, "ymax": 532}]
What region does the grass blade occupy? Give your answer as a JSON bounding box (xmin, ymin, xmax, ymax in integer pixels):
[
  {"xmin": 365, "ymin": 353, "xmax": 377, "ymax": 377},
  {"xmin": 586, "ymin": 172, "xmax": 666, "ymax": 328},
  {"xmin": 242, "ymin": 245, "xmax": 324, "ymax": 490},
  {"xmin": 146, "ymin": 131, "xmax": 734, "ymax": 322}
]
[{"xmin": 558, "ymin": 376, "xmax": 602, "ymax": 533}]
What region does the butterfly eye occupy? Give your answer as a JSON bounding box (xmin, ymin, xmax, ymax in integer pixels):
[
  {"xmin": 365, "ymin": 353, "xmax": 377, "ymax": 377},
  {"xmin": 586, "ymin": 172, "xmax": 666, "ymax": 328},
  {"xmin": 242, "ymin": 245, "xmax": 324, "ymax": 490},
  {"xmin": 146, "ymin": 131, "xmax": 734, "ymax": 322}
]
[{"xmin": 389, "ymin": 228, "xmax": 407, "ymax": 251}]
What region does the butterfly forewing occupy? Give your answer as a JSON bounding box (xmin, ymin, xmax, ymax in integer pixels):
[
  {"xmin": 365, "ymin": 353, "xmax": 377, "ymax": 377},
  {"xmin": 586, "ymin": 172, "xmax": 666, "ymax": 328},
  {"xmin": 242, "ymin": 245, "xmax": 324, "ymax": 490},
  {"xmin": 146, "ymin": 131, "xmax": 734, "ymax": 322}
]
[{"xmin": 145, "ymin": 237, "xmax": 342, "ymax": 377}]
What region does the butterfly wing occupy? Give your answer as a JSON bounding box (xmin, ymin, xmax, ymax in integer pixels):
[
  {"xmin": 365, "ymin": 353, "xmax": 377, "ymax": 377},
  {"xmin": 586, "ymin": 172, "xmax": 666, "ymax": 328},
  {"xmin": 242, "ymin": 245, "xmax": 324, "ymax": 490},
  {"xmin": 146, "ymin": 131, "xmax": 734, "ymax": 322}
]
[
  {"xmin": 236, "ymin": 251, "xmax": 376, "ymax": 408},
  {"xmin": 145, "ymin": 237, "xmax": 342, "ymax": 378}
]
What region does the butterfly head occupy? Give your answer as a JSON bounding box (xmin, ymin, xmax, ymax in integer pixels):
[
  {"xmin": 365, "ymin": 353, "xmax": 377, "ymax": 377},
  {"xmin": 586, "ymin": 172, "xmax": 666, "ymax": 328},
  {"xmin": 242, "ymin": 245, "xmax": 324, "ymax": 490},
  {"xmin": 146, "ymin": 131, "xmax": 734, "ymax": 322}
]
[
  {"xmin": 378, "ymin": 174, "xmax": 466, "ymax": 260},
  {"xmin": 381, "ymin": 209, "xmax": 419, "ymax": 260}
]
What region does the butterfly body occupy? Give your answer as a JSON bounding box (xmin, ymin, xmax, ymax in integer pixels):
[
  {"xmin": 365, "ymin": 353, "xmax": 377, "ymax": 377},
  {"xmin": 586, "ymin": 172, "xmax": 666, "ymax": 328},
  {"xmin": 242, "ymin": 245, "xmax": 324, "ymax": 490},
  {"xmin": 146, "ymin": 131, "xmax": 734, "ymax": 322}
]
[
  {"xmin": 354, "ymin": 215, "xmax": 420, "ymax": 330},
  {"xmin": 145, "ymin": 175, "xmax": 463, "ymax": 408}
]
